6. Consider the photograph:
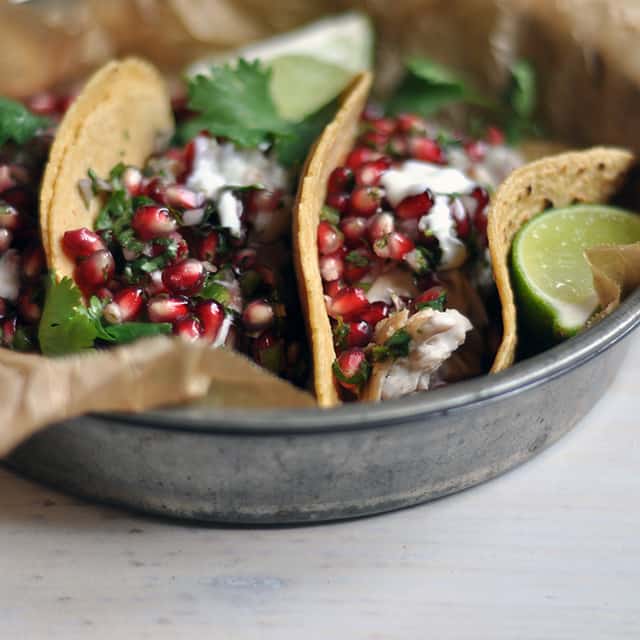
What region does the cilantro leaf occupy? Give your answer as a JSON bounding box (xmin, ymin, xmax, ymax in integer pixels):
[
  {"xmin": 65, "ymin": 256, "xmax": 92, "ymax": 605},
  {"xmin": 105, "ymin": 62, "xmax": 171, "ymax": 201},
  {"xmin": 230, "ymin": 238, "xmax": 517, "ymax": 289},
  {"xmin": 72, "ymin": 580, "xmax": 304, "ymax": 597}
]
[
  {"xmin": 274, "ymin": 99, "xmax": 337, "ymax": 167},
  {"xmin": 385, "ymin": 329, "xmax": 412, "ymax": 358},
  {"xmin": 0, "ymin": 97, "xmax": 50, "ymax": 146},
  {"xmin": 388, "ymin": 57, "xmax": 492, "ymax": 116},
  {"xmin": 38, "ymin": 277, "xmax": 170, "ymax": 357},
  {"xmin": 38, "ymin": 277, "xmax": 98, "ymax": 357},
  {"xmin": 503, "ymin": 60, "xmax": 538, "ymax": 143},
  {"xmin": 179, "ymin": 59, "xmax": 291, "ymax": 149},
  {"xmin": 416, "ymin": 291, "xmax": 447, "ymax": 312}
]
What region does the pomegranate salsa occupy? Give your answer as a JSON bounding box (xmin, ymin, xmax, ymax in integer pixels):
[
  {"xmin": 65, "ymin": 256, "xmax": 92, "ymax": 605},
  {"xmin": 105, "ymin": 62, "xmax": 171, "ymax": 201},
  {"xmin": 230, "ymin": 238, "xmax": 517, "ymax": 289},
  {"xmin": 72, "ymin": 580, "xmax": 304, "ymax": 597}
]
[
  {"xmin": 321, "ymin": 111, "xmax": 523, "ymax": 400},
  {"xmin": 62, "ymin": 132, "xmax": 308, "ymax": 384},
  {"xmin": 0, "ymin": 93, "xmax": 70, "ymax": 352}
]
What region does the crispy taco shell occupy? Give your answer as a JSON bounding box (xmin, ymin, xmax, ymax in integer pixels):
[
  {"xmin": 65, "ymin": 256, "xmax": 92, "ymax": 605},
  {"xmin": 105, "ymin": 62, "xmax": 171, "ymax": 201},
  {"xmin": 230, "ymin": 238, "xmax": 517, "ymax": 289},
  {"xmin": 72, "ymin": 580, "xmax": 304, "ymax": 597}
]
[
  {"xmin": 40, "ymin": 57, "xmax": 175, "ymax": 281},
  {"xmin": 293, "ymin": 72, "xmax": 373, "ymax": 408},
  {"xmin": 488, "ymin": 147, "xmax": 636, "ymax": 372}
]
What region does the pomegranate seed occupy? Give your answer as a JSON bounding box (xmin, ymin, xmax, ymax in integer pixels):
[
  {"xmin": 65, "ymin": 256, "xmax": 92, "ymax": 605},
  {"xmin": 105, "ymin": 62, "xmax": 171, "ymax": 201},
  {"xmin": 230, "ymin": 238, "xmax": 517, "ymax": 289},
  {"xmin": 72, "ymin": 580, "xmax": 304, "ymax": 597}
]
[
  {"xmin": 324, "ymin": 279, "xmax": 344, "ymax": 298},
  {"xmin": 173, "ymin": 315, "xmax": 203, "ymax": 342},
  {"xmin": 196, "ymin": 231, "xmax": 219, "ymax": 262},
  {"xmin": 245, "ymin": 188, "xmax": 282, "ymax": 214},
  {"xmin": 472, "ymin": 186, "xmax": 490, "ymax": 211},
  {"xmin": 450, "ymin": 198, "xmax": 471, "ymax": 239},
  {"xmin": 147, "ymin": 295, "xmax": 190, "ymax": 323},
  {"xmin": 113, "ymin": 287, "xmax": 144, "ymax": 321},
  {"xmin": 368, "ymin": 118, "xmax": 396, "ymax": 136},
  {"xmin": 345, "ymin": 147, "xmax": 381, "ymax": 169},
  {"xmin": 21, "ymin": 245, "xmax": 45, "ymax": 280},
  {"xmin": 0, "ymin": 205, "xmax": 21, "ymax": 231},
  {"xmin": 2, "ymin": 316, "xmax": 16, "ymax": 346},
  {"xmin": 233, "ymin": 248, "xmax": 257, "ymax": 271},
  {"xmin": 354, "ymin": 158, "xmax": 390, "ymax": 187},
  {"xmin": 360, "ymin": 130, "xmax": 389, "ymax": 150},
  {"xmin": 17, "ymin": 289, "xmax": 41, "ymax": 324},
  {"xmin": 27, "ymin": 92, "xmax": 59, "ymax": 115},
  {"xmin": 56, "ymin": 94, "xmax": 76, "ymax": 114},
  {"xmin": 368, "ymin": 212, "xmax": 395, "ymax": 241},
  {"xmin": 122, "ymin": 166, "xmax": 143, "ymax": 196},
  {"xmin": 360, "ymin": 301, "xmax": 389, "ymax": 326},
  {"xmin": 62, "ymin": 227, "xmax": 106, "ymax": 260},
  {"xmin": 475, "ymin": 207, "xmax": 489, "ymax": 241},
  {"xmin": 414, "ymin": 286, "xmax": 447, "ymax": 312},
  {"xmin": 194, "ymin": 300, "xmax": 225, "ymax": 342},
  {"xmin": 486, "ymin": 125, "xmax": 505, "ymax": 145},
  {"xmin": 395, "ymin": 190, "xmax": 434, "ymax": 220},
  {"xmin": 0, "ymin": 298, "xmax": 6, "ymax": 319},
  {"xmin": 409, "ymin": 137, "xmax": 446, "ymax": 164},
  {"xmin": 349, "ymin": 186, "xmax": 382, "ymax": 217},
  {"xmin": 317, "ymin": 221, "xmax": 344, "ymax": 255},
  {"xmin": 345, "ymin": 320, "xmax": 373, "ymax": 348},
  {"xmin": 396, "ymin": 113, "xmax": 426, "ymax": 134},
  {"xmin": 465, "ymin": 140, "xmax": 486, "ymax": 162},
  {"xmin": 388, "ymin": 232, "xmax": 415, "ymax": 261},
  {"xmin": 0, "ymin": 228, "xmax": 12, "ymax": 253},
  {"xmin": 132, "ymin": 205, "xmax": 177, "ymax": 240},
  {"xmin": 328, "ymin": 287, "xmax": 369, "ymax": 319},
  {"xmin": 326, "ymin": 191, "xmax": 350, "ymax": 213},
  {"xmin": 0, "ymin": 166, "xmax": 15, "ymax": 193},
  {"xmin": 328, "ymin": 167, "xmax": 354, "ymax": 194},
  {"xmin": 340, "ymin": 216, "xmax": 368, "ymax": 247},
  {"xmin": 333, "ymin": 347, "xmax": 370, "ymax": 393},
  {"xmin": 143, "ymin": 178, "xmax": 168, "ymax": 204},
  {"xmin": 165, "ymin": 184, "xmax": 204, "ymax": 209},
  {"xmin": 162, "ymin": 258, "xmax": 205, "ymax": 295},
  {"xmin": 319, "ymin": 252, "xmax": 345, "ymax": 282},
  {"xmin": 183, "ymin": 140, "xmax": 196, "ymax": 174},
  {"xmin": 343, "ymin": 247, "xmax": 371, "ymax": 284},
  {"xmin": 242, "ymin": 299, "xmax": 275, "ymax": 332},
  {"xmin": 75, "ymin": 250, "xmax": 115, "ymax": 290},
  {"xmin": 145, "ymin": 269, "xmax": 168, "ymax": 296}
]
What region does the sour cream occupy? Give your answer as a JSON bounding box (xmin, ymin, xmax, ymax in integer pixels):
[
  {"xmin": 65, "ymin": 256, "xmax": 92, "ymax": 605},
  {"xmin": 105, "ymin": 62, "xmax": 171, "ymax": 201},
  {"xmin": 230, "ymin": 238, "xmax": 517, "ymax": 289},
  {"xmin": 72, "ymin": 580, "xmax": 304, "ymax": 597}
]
[
  {"xmin": 418, "ymin": 196, "xmax": 468, "ymax": 270},
  {"xmin": 380, "ymin": 160, "xmax": 476, "ymax": 206},
  {"xmin": 366, "ymin": 267, "xmax": 418, "ymax": 304}
]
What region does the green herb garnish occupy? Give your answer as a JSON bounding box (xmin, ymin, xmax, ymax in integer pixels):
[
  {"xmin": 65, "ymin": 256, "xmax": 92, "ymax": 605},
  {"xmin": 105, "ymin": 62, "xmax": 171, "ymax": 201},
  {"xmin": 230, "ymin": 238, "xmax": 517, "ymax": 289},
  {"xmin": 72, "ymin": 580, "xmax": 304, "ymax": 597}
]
[{"xmin": 0, "ymin": 97, "xmax": 50, "ymax": 146}]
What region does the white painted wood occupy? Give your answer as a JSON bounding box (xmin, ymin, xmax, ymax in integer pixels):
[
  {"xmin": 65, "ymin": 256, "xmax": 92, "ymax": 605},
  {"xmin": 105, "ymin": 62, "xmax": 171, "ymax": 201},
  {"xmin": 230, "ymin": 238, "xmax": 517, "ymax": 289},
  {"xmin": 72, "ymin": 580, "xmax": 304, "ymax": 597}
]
[{"xmin": 1, "ymin": 335, "xmax": 639, "ymax": 639}]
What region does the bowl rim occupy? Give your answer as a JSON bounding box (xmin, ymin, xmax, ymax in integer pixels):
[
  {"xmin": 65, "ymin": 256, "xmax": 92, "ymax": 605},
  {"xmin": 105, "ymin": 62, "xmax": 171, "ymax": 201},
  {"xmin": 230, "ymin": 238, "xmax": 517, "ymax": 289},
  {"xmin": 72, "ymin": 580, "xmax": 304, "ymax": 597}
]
[{"xmin": 96, "ymin": 287, "xmax": 640, "ymax": 435}]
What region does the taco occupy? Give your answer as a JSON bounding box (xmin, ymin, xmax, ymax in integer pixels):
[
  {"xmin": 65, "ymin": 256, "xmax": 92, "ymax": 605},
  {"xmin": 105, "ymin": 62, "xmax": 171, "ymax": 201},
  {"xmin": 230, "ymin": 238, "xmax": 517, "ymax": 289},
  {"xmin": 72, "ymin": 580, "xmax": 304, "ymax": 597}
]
[
  {"xmin": 488, "ymin": 147, "xmax": 637, "ymax": 371},
  {"xmin": 35, "ymin": 56, "xmax": 361, "ymax": 393}
]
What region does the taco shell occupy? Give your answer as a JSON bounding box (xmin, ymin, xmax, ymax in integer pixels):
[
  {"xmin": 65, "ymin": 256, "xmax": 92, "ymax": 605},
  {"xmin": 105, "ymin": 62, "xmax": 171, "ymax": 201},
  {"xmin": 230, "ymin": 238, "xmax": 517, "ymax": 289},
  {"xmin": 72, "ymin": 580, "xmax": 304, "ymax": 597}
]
[
  {"xmin": 488, "ymin": 147, "xmax": 636, "ymax": 372},
  {"xmin": 40, "ymin": 57, "xmax": 175, "ymax": 281},
  {"xmin": 293, "ymin": 72, "xmax": 373, "ymax": 408}
]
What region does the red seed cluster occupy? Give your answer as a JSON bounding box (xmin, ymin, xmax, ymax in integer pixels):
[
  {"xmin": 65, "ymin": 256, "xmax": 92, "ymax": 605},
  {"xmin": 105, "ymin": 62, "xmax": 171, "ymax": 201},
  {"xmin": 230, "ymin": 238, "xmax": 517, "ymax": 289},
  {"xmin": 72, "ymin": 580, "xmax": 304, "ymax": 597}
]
[{"xmin": 323, "ymin": 111, "xmax": 499, "ymax": 395}]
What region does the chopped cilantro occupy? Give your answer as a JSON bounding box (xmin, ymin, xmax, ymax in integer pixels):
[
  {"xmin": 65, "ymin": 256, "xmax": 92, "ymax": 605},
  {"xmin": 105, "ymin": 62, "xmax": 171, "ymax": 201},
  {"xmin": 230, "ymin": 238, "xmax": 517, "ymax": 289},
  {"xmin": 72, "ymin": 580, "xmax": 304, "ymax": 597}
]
[
  {"xmin": 416, "ymin": 291, "xmax": 447, "ymax": 312},
  {"xmin": 345, "ymin": 250, "xmax": 370, "ymax": 268},
  {"xmin": 503, "ymin": 60, "xmax": 539, "ymax": 143},
  {"xmin": 385, "ymin": 328, "xmax": 411, "ymax": 358},
  {"xmin": 199, "ymin": 276, "xmax": 231, "ymax": 305},
  {"xmin": 332, "ymin": 356, "xmax": 371, "ymax": 389},
  {"xmin": 0, "ymin": 97, "xmax": 50, "ymax": 146},
  {"xmin": 320, "ymin": 205, "xmax": 341, "ymax": 225},
  {"xmin": 332, "ymin": 318, "xmax": 350, "ymax": 350}
]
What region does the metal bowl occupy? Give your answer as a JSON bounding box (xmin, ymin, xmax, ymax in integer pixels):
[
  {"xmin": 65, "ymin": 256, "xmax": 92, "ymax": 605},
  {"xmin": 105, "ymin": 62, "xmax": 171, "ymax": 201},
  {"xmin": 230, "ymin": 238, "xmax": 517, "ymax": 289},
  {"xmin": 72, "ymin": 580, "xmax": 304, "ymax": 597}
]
[{"xmin": 8, "ymin": 288, "xmax": 640, "ymax": 524}]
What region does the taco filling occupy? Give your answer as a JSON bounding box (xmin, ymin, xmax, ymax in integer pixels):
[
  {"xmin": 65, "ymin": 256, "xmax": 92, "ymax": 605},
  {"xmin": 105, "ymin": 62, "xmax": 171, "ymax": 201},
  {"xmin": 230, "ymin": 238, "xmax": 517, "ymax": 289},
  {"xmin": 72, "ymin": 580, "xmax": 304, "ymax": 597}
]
[
  {"xmin": 61, "ymin": 132, "xmax": 307, "ymax": 383},
  {"xmin": 318, "ymin": 111, "xmax": 524, "ymax": 401},
  {"xmin": 0, "ymin": 94, "xmax": 71, "ymax": 351}
]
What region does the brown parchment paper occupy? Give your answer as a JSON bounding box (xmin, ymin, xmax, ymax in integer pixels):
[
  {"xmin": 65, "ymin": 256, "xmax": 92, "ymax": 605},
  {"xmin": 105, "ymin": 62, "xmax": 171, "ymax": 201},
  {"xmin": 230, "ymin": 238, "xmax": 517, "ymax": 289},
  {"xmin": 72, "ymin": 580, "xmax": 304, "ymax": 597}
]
[{"xmin": 0, "ymin": 336, "xmax": 315, "ymax": 457}]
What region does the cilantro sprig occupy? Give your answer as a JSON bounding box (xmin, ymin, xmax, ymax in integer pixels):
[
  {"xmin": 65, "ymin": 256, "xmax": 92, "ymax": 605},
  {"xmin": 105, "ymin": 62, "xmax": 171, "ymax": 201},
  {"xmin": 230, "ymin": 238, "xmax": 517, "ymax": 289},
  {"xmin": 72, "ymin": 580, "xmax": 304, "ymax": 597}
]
[
  {"xmin": 370, "ymin": 328, "xmax": 413, "ymax": 362},
  {"xmin": 38, "ymin": 277, "xmax": 170, "ymax": 357},
  {"xmin": 0, "ymin": 97, "xmax": 50, "ymax": 146},
  {"xmin": 177, "ymin": 59, "xmax": 336, "ymax": 167},
  {"xmin": 388, "ymin": 57, "xmax": 539, "ymax": 144}
]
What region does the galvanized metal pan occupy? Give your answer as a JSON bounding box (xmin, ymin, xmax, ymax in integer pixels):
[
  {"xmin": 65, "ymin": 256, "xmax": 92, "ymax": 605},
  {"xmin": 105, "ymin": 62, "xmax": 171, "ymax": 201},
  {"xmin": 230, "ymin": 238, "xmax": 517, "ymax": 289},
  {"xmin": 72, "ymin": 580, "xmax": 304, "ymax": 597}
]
[{"xmin": 7, "ymin": 288, "xmax": 640, "ymax": 524}]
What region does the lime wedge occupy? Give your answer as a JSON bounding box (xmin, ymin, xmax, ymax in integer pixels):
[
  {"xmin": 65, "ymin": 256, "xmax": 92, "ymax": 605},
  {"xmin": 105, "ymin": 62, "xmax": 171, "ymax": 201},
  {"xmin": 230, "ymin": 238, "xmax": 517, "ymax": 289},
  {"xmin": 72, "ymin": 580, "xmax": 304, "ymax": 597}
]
[
  {"xmin": 268, "ymin": 54, "xmax": 352, "ymax": 120},
  {"xmin": 185, "ymin": 12, "xmax": 373, "ymax": 120},
  {"xmin": 511, "ymin": 204, "xmax": 640, "ymax": 343}
]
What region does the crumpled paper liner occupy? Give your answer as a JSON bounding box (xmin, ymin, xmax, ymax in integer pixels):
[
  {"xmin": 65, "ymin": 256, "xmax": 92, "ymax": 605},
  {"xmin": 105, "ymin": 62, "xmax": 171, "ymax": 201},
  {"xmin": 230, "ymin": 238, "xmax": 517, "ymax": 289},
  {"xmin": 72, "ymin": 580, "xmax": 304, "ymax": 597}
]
[
  {"xmin": 0, "ymin": 336, "xmax": 315, "ymax": 457},
  {"xmin": 488, "ymin": 147, "xmax": 637, "ymax": 372}
]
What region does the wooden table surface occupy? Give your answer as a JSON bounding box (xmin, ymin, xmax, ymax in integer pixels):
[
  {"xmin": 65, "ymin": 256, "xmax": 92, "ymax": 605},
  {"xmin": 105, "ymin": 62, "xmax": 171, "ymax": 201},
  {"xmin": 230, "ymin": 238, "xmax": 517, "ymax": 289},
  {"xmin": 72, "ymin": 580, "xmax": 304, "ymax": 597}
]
[{"xmin": 1, "ymin": 335, "xmax": 639, "ymax": 639}]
